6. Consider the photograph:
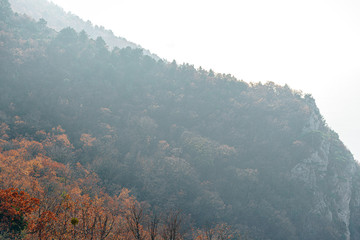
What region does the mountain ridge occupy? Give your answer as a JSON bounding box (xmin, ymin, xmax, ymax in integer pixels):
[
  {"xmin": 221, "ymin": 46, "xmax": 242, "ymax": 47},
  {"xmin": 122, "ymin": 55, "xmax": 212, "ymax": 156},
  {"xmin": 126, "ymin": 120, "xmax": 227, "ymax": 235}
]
[
  {"xmin": 1, "ymin": 0, "xmax": 360, "ymax": 239},
  {"xmin": 9, "ymin": 0, "xmax": 159, "ymax": 60}
]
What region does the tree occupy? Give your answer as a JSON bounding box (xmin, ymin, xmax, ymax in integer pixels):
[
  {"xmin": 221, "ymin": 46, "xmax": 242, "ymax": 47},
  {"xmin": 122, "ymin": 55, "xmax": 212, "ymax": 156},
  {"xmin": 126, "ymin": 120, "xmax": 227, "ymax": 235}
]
[
  {"xmin": 0, "ymin": 188, "xmax": 39, "ymax": 237},
  {"xmin": 147, "ymin": 210, "xmax": 160, "ymax": 240},
  {"xmin": 162, "ymin": 210, "xmax": 183, "ymax": 240},
  {"xmin": 56, "ymin": 27, "xmax": 78, "ymax": 45},
  {"xmin": 124, "ymin": 200, "xmax": 145, "ymax": 240},
  {"xmin": 0, "ymin": 0, "xmax": 11, "ymax": 21}
]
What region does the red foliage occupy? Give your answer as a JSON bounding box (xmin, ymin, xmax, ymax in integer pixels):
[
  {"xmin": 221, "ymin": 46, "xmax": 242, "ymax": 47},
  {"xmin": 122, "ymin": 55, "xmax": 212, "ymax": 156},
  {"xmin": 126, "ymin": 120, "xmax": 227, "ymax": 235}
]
[{"xmin": 0, "ymin": 188, "xmax": 39, "ymax": 235}]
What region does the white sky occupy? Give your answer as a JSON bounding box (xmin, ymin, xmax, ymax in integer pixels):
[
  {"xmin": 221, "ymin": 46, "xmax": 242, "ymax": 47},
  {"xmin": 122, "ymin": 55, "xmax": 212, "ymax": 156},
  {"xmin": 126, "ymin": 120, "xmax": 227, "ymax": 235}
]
[{"xmin": 50, "ymin": 0, "xmax": 360, "ymax": 160}]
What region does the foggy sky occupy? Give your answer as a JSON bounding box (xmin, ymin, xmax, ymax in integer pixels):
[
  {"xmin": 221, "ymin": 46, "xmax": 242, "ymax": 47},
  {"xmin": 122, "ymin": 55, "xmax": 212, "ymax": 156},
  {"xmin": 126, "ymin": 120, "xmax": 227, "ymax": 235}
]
[{"xmin": 50, "ymin": 0, "xmax": 360, "ymax": 160}]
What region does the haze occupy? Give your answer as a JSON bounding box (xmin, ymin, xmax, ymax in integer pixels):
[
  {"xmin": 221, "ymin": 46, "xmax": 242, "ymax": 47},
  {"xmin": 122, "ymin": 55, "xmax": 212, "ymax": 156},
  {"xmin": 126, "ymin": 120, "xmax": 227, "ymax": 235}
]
[{"xmin": 50, "ymin": 0, "xmax": 360, "ymax": 160}]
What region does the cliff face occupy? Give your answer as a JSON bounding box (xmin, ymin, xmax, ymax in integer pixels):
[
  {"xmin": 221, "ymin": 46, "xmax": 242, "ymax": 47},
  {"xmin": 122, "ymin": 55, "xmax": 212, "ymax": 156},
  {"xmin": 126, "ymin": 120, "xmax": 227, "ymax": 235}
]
[
  {"xmin": 349, "ymin": 166, "xmax": 360, "ymax": 240},
  {"xmin": 291, "ymin": 98, "xmax": 358, "ymax": 240}
]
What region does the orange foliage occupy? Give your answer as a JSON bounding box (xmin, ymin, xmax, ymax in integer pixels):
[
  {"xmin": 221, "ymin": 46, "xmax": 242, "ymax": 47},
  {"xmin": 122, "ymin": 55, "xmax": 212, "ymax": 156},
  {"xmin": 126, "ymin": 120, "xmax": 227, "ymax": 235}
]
[
  {"xmin": 54, "ymin": 134, "xmax": 72, "ymax": 148},
  {"xmin": 40, "ymin": 125, "xmax": 73, "ymax": 148},
  {"xmin": 0, "ymin": 188, "xmax": 39, "ymax": 237},
  {"xmin": 0, "ymin": 188, "xmax": 39, "ymax": 219},
  {"xmin": 14, "ymin": 116, "xmax": 25, "ymax": 125},
  {"xmin": 0, "ymin": 124, "xmax": 150, "ymax": 239},
  {"xmin": 0, "ymin": 123, "xmax": 218, "ymax": 239},
  {"xmin": 80, "ymin": 133, "xmax": 97, "ymax": 147},
  {"xmin": 0, "ymin": 123, "xmax": 9, "ymax": 139}
]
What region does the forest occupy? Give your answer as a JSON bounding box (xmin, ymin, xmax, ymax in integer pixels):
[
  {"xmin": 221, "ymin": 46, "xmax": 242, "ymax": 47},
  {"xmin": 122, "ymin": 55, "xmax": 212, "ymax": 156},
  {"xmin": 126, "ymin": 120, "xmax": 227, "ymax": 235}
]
[{"xmin": 1, "ymin": 0, "xmax": 360, "ymax": 239}]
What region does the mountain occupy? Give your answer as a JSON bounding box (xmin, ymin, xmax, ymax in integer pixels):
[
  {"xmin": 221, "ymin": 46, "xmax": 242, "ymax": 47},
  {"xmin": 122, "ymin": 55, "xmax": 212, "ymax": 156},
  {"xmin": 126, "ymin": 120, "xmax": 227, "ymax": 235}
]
[
  {"xmin": 8, "ymin": 0, "xmax": 159, "ymax": 59},
  {"xmin": 1, "ymin": 0, "xmax": 360, "ymax": 239}
]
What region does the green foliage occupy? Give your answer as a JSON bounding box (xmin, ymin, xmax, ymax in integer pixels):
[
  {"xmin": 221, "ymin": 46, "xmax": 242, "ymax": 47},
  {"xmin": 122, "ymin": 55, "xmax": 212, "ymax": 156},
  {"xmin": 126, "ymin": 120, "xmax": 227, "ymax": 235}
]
[{"xmin": 70, "ymin": 217, "xmax": 79, "ymax": 226}]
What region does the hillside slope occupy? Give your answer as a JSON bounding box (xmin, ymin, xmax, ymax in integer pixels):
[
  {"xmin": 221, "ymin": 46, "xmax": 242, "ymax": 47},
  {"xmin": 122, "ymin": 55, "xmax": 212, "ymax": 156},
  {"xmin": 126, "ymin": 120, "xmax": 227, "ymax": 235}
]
[
  {"xmin": 9, "ymin": 0, "xmax": 159, "ymax": 59},
  {"xmin": 1, "ymin": 1, "xmax": 360, "ymax": 239}
]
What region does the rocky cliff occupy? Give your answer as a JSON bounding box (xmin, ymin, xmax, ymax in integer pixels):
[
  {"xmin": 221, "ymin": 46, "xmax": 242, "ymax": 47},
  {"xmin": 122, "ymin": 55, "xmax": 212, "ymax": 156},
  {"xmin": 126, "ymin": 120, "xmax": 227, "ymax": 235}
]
[{"xmin": 291, "ymin": 97, "xmax": 358, "ymax": 240}]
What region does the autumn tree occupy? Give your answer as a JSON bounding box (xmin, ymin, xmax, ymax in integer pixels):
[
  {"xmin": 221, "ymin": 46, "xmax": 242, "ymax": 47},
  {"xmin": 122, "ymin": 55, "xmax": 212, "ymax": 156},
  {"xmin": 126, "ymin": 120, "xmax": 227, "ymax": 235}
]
[{"xmin": 0, "ymin": 188, "xmax": 39, "ymax": 238}]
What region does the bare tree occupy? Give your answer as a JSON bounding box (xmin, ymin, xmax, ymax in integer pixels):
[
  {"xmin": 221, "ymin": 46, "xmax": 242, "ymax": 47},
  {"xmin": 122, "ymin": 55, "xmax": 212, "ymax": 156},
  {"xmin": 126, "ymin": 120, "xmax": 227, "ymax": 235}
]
[
  {"xmin": 161, "ymin": 210, "xmax": 182, "ymax": 240},
  {"xmin": 147, "ymin": 210, "xmax": 160, "ymax": 240},
  {"xmin": 125, "ymin": 202, "xmax": 145, "ymax": 240}
]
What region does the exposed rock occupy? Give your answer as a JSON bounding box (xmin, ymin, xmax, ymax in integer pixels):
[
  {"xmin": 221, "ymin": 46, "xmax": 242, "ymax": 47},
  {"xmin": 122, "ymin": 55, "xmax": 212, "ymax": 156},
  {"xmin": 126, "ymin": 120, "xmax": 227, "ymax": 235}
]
[{"xmin": 291, "ymin": 100, "xmax": 357, "ymax": 240}]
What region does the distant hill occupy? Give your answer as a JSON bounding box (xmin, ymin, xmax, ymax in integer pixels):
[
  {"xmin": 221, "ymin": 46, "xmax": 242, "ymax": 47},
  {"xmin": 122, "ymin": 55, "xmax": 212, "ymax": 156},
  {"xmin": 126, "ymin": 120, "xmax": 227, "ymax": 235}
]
[
  {"xmin": 9, "ymin": 0, "xmax": 159, "ymax": 59},
  {"xmin": 2, "ymin": 1, "xmax": 360, "ymax": 239}
]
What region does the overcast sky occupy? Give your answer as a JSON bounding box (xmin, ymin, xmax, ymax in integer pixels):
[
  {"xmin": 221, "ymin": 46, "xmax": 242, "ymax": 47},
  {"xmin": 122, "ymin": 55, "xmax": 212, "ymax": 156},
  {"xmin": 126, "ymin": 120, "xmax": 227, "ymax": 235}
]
[{"xmin": 50, "ymin": 0, "xmax": 360, "ymax": 160}]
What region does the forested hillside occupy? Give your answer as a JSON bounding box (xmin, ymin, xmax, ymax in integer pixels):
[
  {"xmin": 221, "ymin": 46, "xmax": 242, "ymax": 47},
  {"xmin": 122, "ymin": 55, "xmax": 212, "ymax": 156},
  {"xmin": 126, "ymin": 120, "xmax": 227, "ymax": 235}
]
[
  {"xmin": 1, "ymin": 0, "xmax": 360, "ymax": 239},
  {"xmin": 8, "ymin": 0, "xmax": 159, "ymax": 59}
]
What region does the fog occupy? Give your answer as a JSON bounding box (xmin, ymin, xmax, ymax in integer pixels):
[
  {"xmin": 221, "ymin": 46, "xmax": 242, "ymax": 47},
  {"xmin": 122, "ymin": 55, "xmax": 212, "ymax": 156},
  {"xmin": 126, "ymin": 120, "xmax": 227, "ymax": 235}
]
[{"xmin": 50, "ymin": 0, "xmax": 360, "ymax": 160}]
